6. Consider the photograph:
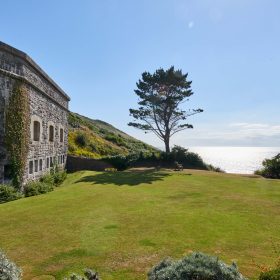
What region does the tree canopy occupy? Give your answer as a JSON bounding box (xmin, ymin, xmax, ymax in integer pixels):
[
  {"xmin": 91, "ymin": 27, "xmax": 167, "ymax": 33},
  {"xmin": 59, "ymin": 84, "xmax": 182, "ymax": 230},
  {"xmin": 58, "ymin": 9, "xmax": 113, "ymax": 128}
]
[{"xmin": 128, "ymin": 66, "xmax": 203, "ymax": 152}]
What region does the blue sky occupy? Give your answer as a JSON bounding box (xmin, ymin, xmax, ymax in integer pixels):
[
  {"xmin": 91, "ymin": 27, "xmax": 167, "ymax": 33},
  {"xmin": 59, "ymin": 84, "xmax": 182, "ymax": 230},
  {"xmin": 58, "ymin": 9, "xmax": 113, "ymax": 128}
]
[{"xmin": 1, "ymin": 0, "xmax": 279, "ymax": 147}]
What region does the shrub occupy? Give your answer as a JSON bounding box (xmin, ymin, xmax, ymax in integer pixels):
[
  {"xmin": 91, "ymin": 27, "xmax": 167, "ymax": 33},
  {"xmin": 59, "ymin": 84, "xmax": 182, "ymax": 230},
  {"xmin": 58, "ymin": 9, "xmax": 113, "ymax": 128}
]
[
  {"xmin": 148, "ymin": 252, "xmax": 246, "ymax": 280},
  {"xmin": 104, "ymin": 155, "xmax": 129, "ymax": 170},
  {"xmin": 40, "ymin": 173, "xmax": 55, "ymax": 186},
  {"xmin": 105, "ymin": 134, "xmax": 125, "ymax": 146},
  {"xmin": 24, "ymin": 181, "xmax": 54, "ymax": 197},
  {"xmin": 167, "ymin": 146, "xmax": 223, "ymax": 171},
  {"xmin": 0, "ymin": 250, "xmax": 22, "ymax": 280},
  {"xmin": 154, "ymin": 146, "xmax": 209, "ymax": 170},
  {"xmin": 75, "ymin": 133, "xmax": 88, "ymax": 148},
  {"xmin": 64, "ymin": 268, "xmax": 100, "ymax": 280},
  {"xmin": 0, "ymin": 185, "xmax": 22, "ymax": 204},
  {"xmin": 104, "ymin": 154, "xmax": 140, "ymax": 171},
  {"xmin": 259, "ymin": 268, "xmax": 280, "ymax": 280},
  {"xmin": 255, "ymin": 154, "xmax": 280, "ymax": 179},
  {"xmin": 207, "ymin": 164, "xmax": 225, "ymax": 173},
  {"xmin": 89, "ymin": 143, "xmax": 99, "ymax": 153},
  {"xmin": 53, "ymin": 170, "xmax": 67, "ymax": 186},
  {"xmin": 183, "ymin": 152, "xmax": 207, "ymax": 169}
]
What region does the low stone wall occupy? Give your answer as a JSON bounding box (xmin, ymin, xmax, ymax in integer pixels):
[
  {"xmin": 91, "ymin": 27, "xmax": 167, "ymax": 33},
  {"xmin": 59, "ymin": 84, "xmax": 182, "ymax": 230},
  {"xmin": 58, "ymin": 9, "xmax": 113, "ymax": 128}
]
[{"xmin": 66, "ymin": 155, "xmax": 113, "ymax": 172}]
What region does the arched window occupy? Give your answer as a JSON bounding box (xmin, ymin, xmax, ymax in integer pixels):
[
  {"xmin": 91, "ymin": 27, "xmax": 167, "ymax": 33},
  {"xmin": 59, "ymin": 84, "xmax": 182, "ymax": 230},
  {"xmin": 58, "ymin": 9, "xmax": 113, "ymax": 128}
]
[
  {"xmin": 33, "ymin": 121, "xmax": 40, "ymax": 141},
  {"xmin": 60, "ymin": 128, "xmax": 64, "ymax": 143},
  {"xmin": 49, "ymin": 125, "xmax": 54, "ymax": 142}
]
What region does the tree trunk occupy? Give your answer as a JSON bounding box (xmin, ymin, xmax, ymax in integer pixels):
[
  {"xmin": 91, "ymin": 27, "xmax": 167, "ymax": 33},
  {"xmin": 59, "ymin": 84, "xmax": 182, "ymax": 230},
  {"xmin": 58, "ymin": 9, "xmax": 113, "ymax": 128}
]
[{"xmin": 164, "ymin": 138, "xmax": 170, "ymax": 153}]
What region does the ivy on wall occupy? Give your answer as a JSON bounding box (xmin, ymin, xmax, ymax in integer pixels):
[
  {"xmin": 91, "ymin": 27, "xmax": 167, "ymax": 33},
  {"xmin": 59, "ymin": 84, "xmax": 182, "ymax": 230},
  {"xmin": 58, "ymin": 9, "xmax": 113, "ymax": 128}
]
[{"xmin": 5, "ymin": 81, "xmax": 30, "ymax": 190}]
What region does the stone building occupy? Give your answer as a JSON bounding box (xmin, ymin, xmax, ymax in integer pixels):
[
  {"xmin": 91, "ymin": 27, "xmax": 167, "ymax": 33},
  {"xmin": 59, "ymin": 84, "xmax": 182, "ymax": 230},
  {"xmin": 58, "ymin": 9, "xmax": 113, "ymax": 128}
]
[{"xmin": 0, "ymin": 41, "xmax": 70, "ymax": 184}]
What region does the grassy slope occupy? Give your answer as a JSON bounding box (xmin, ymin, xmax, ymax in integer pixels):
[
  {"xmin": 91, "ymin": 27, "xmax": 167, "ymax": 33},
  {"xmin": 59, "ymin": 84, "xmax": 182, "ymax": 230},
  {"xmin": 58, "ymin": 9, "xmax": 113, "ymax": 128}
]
[
  {"xmin": 0, "ymin": 170, "xmax": 280, "ymax": 279},
  {"xmin": 68, "ymin": 112, "xmax": 158, "ymax": 158}
]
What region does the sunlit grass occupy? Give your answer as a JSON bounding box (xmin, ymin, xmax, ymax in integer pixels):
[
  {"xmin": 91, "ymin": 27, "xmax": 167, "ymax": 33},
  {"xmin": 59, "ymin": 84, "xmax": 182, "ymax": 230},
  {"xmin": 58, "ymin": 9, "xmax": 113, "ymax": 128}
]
[{"xmin": 0, "ymin": 169, "xmax": 279, "ymax": 279}]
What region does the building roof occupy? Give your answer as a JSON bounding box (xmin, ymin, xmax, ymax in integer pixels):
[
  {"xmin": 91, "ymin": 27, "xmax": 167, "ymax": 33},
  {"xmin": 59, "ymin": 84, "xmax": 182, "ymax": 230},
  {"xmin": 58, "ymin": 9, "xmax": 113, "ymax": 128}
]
[{"xmin": 0, "ymin": 41, "xmax": 70, "ymax": 101}]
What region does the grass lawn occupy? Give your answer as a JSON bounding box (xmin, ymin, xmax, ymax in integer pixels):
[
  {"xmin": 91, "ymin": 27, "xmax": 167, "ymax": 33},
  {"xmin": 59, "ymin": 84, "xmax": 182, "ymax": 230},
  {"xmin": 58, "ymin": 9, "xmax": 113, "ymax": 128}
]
[{"xmin": 0, "ymin": 169, "xmax": 280, "ymax": 279}]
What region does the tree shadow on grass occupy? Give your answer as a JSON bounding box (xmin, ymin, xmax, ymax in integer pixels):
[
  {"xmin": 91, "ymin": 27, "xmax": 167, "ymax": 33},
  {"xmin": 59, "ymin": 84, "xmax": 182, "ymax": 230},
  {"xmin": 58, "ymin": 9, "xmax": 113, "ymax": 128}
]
[{"xmin": 75, "ymin": 169, "xmax": 171, "ymax": 186}]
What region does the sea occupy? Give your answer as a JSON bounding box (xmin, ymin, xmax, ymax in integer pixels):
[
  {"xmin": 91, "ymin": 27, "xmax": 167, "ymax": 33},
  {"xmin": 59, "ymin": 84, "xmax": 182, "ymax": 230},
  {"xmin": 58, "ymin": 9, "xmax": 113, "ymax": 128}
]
[{"xmin": 188, "ymin": 146, "xmax": 280, "ymax": 174}]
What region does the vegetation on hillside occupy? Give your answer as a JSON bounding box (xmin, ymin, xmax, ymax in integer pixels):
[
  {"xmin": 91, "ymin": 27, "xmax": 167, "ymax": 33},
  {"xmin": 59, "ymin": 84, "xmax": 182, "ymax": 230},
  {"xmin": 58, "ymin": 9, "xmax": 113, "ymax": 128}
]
[
  {"xmin": 68, "ymin": 112, "xmax": 158, "ymax": 159},
  {"xmin": 68, "ymin": 114, "xmax": 220, "ymax": 171}
]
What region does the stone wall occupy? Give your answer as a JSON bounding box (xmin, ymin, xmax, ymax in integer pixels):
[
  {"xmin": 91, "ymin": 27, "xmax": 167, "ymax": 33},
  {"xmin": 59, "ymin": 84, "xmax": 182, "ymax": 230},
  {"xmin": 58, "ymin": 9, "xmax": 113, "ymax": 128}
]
[
  {"xmin": 0, "ymin": 80, "xmax": 5, "ymax": 152},
  {"xmin": 0, "ymin": 42, "xmax": 69, "ymax": 109},
  {"xmin": 66, "ymin": 155, "xmax": 113, "ymax": 172},
  {"xmin": 0, "ymin": 41, "xmax": 70, "ymax": 184},
  {"xmin": 24, "ymin": 84, "xmax": 69, "ymax": 182},
  {"xmin": 0, "ymin": 75, "xmax": 14, "ymax": 183}
]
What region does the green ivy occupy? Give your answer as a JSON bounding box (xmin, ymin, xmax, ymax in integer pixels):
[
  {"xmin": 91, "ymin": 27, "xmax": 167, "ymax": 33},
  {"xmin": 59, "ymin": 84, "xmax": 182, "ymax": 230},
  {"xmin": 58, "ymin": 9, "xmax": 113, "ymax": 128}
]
[{"xmin": 5, "ymin": 81, "xmax": 30, "ymax": 190}]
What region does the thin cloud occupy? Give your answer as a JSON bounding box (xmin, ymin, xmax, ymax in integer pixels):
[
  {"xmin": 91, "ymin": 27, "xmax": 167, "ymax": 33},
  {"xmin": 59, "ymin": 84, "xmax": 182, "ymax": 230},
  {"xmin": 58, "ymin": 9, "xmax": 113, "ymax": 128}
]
[
  {"xmin": 171, "ymin": 122, "xmax": 280, "ymax": 147},
  {"xmin": 230, "ymin": 123, "xmax": 270, "ymax": 129},
  {"xmin": 188, "ymin": 21, "xmax": 194, "ymax": 29}
]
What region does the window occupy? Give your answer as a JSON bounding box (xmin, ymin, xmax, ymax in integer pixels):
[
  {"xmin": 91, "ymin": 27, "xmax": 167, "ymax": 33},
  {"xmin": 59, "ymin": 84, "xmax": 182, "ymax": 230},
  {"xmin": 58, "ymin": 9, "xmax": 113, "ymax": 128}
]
[
  {"xmin": 34, "ymin": 160, "xmax": 38, "ymax": 172},
  {"xmin": 50, "ymin": 157, "xmax": 53, "ymax": 167},
  {"xmin": 39, "ymin": 159, "xmax": 43, "ymax": 171},
  {"xmin": 60, "ymin": 128, "xmax": 64, "ymax": 142},
  {"xmin": 63, "ymin": 155, "xmax": 65, "ymax": 164},
  {"xmin": 47, "ymin": 158, "xmax": 49, "ymax": 169},
  {"xmin": 29, "ymin": 161, "xmax": 33, "ymax": 174},
  {"xmin": 49, "ymin": 125, "xmax": 54, "ymax": 142},
  {"xmin": 33, "ymin": 121, "xmax": 40, "ymax": 141}
]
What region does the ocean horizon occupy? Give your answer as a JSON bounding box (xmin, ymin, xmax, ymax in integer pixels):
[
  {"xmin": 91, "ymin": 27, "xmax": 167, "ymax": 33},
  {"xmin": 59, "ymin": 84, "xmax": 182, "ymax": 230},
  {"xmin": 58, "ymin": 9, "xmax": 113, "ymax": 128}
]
[{"xmin": 187, "ymin": 146, "xmax": 280, "ymax": 174}]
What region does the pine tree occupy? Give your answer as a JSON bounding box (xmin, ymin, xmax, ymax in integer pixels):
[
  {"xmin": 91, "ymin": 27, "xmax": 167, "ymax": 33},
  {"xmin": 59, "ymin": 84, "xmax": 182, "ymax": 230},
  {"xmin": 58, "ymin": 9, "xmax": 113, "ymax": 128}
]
[{"xmin": 128, "ymin": 66, "xmax": 203, "ymax": 153}]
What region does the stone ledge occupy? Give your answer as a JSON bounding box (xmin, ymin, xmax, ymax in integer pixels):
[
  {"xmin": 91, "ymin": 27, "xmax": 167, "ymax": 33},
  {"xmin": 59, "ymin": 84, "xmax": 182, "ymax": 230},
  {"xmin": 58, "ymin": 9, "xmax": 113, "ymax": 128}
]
[
  {"xmin": 0, "ymin": 41, "xmax": 70, "ymax": 101},
  {"xmin": 0, "ymin": 68, "xmax": 69, "ymax": 112}
]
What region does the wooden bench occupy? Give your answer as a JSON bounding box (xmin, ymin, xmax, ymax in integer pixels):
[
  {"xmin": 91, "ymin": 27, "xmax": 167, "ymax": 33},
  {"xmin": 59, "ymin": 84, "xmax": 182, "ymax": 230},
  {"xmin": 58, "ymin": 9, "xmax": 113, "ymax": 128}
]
[{"xmin": 174, "ymin": 161, "xmax": 183, "ymax": 171}]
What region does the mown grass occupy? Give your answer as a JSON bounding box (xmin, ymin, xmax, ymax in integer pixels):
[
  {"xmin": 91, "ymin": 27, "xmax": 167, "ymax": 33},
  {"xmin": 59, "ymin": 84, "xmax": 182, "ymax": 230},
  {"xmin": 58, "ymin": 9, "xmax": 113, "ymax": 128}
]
[{"xmin": 0, "ymin": 169, "xmax": 279, "ymax": 279}]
